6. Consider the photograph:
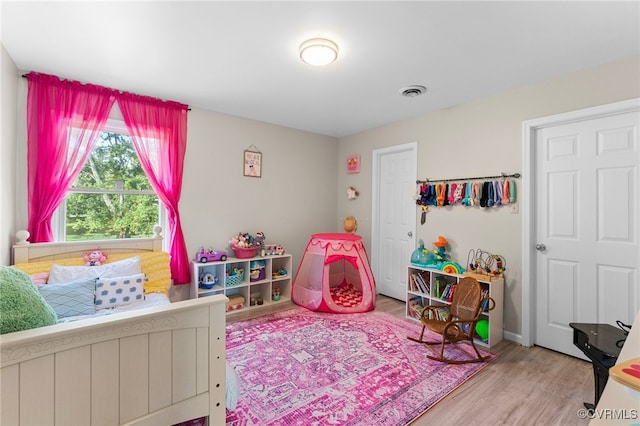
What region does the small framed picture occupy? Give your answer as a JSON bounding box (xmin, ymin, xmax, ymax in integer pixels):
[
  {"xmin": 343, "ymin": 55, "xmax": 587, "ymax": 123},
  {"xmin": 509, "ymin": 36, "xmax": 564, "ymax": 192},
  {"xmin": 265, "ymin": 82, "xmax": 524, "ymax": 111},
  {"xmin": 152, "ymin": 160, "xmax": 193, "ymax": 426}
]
[
  {"xmin": 243, "ymin": 150, "xmax": 262, "ymax": 177},
  {"xmin": 346, "ymin": 154, "xmax": 360, "ymax": 174}
]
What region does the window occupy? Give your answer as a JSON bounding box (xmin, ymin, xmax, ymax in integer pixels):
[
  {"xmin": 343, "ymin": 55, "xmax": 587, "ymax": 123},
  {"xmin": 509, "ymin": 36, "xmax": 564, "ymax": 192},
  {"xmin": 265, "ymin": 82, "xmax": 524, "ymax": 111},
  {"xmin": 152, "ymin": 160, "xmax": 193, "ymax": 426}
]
[{"xmin": 53, "ymin": 120, "xmax": 166, "ymax": 241}]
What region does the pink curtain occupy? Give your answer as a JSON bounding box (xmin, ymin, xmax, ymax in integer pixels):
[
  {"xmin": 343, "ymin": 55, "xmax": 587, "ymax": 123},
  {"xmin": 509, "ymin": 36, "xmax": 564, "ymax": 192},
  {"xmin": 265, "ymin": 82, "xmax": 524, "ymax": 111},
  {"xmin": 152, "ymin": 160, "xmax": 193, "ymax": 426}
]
[
  {"xmin": 117, "ymin": 93, "xmax": 191, "ymax": 284},
  {"xmin": 26, "ymin": 72, "xmax": 116, "ymax": 242}
]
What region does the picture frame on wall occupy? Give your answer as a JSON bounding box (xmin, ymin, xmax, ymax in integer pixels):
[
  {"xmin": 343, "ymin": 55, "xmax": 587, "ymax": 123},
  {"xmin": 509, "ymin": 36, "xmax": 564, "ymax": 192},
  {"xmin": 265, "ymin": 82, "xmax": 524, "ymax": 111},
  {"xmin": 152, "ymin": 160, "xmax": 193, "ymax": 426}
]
[
  {"xmin": 243, "ymin": 149, "xmax": 262, "ymax": 177},
  {"xmin": 346, "ymin": 154, "xmax": 360, "ymax": 174}
]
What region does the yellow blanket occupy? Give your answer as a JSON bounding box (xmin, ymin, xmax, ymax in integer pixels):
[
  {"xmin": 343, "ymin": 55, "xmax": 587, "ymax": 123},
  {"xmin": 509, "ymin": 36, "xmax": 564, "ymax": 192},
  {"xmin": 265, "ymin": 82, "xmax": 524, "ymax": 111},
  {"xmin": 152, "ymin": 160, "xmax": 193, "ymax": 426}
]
[{"xmin": 13, "ymin": 251, "xmax": 172, "ymax": 295}]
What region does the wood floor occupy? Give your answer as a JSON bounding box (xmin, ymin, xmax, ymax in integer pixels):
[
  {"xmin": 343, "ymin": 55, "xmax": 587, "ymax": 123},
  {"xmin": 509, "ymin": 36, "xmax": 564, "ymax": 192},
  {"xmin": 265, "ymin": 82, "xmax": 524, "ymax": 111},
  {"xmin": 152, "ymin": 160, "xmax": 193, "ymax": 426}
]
[{"xmin": 227, "ymin": 295, "xmax": 594, "ymax": 426}]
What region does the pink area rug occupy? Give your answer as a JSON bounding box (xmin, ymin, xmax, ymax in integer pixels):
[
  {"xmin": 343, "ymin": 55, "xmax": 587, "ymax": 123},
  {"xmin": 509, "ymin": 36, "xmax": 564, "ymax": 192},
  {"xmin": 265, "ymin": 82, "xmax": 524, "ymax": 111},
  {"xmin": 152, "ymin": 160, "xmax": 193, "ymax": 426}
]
[{"xmin": 225, "ymin": 307, "xmax": 495, "ymax": 426}]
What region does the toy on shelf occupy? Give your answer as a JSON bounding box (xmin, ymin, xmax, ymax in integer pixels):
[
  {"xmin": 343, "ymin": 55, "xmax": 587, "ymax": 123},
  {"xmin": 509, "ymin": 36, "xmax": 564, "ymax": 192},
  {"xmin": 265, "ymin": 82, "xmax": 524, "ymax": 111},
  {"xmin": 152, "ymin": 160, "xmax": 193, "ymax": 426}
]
[
  {"xmin": 226, "ymin": 266, "xmax": 245, "ymax": 287},
  {"xmin": 475, "ymin": 319, "xmax": 490, "ymax": 340},
  {"xmin": 198, "ymin": 272, "xmax": 219, "ymax": 290},
  {"xmin": 254, "ymin": 232, "xmax": 266, "ymax": 255},
  {"xmin": 465, "ymin": 248, "xmax": 506, "ymax": 279},
  {"xmin": 410, "ymin": 239, "xmax": 435, "ymax": 266},
  {"xmin": 229, "ymin": 232, "xmax": 264, "ymax": 258},
  {"xmin": 250, "ymin": 260, "xmax": 266, "ymax": 281},
  {"xmin": 84, "ymin": 250, "xmax": 107, "ymax": 267},
  {"xmin": 264, "ymin": 244, "xmax": 285, "ymax": 256},
  {"xmin": 272, "ymin": 287, "xmax": 281, "ymax": 301},
  {"xmin": 410, "ymin": 236, "xmax": 464, "ymax": 274},
  {"xmin": 272, "ymin": 268, "xmax": 288, "ymax": 278},
  {"xmin": 226, "ymin": 295, "xmax": 245, "ymax": 312},
  {"xmin": 440, "ymin": 261, "xmax": 464, "ymax": 274},
  {"xmin": 196, "ymin": 246, "xmax": 227, "ymax": 263},
  {"xmin": 248, "ymin": 294, "xmax": 265, "ymax": 306}
]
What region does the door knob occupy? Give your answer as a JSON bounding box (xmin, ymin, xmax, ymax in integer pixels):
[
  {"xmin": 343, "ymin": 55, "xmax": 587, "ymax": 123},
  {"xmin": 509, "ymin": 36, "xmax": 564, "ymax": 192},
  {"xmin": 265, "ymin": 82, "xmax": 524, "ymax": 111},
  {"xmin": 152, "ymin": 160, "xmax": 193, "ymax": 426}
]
[
  {"xmin": 535, "ymin": 244, "xmax": 546, "ymax": 251},
  {"xmin": 407, "ymin": 231, "xmax": 413, "ymax": 238}
]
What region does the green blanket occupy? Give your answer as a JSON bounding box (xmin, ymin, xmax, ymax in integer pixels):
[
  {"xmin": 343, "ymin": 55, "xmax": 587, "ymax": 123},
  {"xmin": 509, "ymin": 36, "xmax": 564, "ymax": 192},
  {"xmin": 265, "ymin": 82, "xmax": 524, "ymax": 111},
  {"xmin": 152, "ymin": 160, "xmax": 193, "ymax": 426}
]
[{"xmin": 0, "ymin": 266, "xmax": 57, "ymax": 334}]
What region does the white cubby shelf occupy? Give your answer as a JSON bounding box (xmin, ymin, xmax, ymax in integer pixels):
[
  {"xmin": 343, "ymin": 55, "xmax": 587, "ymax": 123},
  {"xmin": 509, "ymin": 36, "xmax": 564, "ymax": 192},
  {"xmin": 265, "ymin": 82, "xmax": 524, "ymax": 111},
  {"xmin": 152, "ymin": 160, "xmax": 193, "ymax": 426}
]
[{"xmin": 191, "ymin": 254, "xmax": 292, "ymax": 315}]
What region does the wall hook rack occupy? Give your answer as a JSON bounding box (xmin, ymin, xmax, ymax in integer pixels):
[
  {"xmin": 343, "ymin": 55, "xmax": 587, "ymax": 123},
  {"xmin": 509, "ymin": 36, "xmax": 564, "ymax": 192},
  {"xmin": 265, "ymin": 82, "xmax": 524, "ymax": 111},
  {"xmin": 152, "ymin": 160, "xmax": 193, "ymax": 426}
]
[{"xmin": 416, "ymin": 172, "xmax": 521, "ymax": 185}]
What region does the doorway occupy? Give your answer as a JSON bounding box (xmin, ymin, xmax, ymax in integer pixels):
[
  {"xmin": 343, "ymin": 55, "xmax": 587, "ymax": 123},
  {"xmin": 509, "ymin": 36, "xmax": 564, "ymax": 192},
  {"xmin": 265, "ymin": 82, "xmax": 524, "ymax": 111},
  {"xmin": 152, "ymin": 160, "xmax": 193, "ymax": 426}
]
[
  {"xmin": 522, "ymin": 98, "xmax": 639, "ymax": 357},
  {"xmin": 371, "ymin": 142, "xmax": 417, "ymax": 300}
]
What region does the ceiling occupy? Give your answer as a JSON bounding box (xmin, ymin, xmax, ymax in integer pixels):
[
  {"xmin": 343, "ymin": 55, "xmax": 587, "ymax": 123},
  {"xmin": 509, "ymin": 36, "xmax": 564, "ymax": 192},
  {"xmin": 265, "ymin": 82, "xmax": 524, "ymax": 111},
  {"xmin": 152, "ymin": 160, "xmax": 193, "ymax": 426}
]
[{"xmin": 2, "ymin": 1, "xmax": 639, "ymax": 138}]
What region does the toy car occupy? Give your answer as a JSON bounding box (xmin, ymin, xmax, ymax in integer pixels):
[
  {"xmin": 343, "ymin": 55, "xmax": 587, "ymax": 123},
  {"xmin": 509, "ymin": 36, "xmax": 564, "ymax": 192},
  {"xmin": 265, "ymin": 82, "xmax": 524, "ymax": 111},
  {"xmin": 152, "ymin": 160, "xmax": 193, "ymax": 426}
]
[{"xmin": 196, "ymin": 247, "xmax": 227, "ymax": 263}]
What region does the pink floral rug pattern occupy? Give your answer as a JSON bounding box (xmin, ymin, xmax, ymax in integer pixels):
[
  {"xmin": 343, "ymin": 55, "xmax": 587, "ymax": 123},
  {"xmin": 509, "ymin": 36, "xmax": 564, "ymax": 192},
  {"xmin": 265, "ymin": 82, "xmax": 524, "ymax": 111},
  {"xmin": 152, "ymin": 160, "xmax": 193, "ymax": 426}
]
[{"xmin": 225, "ymin": 307, "xmax": 495, "ymax": 426}]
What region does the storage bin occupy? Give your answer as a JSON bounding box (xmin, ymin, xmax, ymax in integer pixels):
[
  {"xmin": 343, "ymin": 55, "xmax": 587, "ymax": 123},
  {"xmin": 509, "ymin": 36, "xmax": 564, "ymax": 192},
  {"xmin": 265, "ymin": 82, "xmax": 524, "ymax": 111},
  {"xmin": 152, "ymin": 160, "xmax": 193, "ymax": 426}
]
[
  {"xmin": 232, "ymin": 246, "xmax": 259, "ymax": 259},
  {"xmin": 226, "ymin": 271, "xmax": 244, "ymax": 287},
  {"xmin": 250, "ymin": 260, "xmax": 266, "ymax": 282}
]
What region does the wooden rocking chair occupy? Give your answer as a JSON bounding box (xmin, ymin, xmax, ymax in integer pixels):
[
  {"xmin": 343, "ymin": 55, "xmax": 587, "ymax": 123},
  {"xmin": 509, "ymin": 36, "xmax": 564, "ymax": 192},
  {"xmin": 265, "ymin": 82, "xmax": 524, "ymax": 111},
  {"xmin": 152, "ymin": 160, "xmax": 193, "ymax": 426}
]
[{"xmin": 408, "ymin": 276, "xmax": 494, "ymax": 364}]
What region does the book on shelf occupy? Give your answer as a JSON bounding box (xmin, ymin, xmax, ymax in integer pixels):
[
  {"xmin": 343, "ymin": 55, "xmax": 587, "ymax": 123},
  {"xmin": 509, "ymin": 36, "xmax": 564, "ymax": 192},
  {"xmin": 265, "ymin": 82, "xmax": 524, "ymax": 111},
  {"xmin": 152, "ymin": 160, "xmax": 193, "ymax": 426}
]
[
  {"xmin": 438, "ymin": 283, "xmax": 448, "ymax": 300},
  {"xmin": 426, "ymin": 305, "xmax": 449, "ymax": 321},
  {"xmin": 408, "ymin": 297, "xmax": 424, "ymax": 319},
  {"xmin": 417, "ymin": 273, "xmax": 430, "ymax": 294},
  {"xmin": 434, "ymin": 277, "xmax": 448, "ymax": 298},
  {"xmin": 409, "ymin": 274, "xmax": 418, "ymax": 292},
  {"xmin": 440, "ymin": 282, "xmax": 457, "ymax": 301},
  {"xmin": 410, "ymin": 274, "xmax": 421, "ymax": 293},
  {"xmin": 409, "ymin": 274, "xmax": 417, "ymax": 292},
  {"xmin": 411, "ymin": 273, "xmax": 430, "ymax": 295},
  {"xmin": 480, "ymin": 289, "xmax": 490, "ymax": 311},
  {"xmin": 447, "ymin": 283, "xmax": 457, "ymax": 302}
]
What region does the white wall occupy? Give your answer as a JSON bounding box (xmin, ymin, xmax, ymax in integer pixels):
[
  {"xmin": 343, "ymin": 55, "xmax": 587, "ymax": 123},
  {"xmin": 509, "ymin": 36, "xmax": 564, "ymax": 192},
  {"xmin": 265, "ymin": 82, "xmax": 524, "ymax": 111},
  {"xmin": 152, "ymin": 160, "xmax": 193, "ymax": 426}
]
[
  {"xmin": 181, "ymin": 108, "xmax": 338, "ymax": 282},
  {"xmin": 338, "ymin": 55, "xmax": 640, "ymax": 337},
  {"xmin": 0, "ymin": 45, "xmax": 17, "ymax": 265}
]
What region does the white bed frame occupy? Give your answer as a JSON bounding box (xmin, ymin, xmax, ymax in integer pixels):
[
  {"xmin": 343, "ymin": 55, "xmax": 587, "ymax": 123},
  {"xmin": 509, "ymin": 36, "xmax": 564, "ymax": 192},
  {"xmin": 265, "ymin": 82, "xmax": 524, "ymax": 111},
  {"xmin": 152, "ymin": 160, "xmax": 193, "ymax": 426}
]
[{"xmin": 1, "ymin": 232, "xmax": 228, "ymax": 426}]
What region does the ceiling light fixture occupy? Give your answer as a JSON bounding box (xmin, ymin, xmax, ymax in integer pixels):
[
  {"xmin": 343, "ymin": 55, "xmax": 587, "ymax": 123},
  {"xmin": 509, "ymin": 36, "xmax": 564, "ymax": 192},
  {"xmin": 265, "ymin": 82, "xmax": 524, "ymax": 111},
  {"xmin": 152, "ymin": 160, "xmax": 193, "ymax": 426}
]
[
  {"xmin": 299, "ymin": 38, "xmax": 338, "ymax": 66},
  {"xmin": 400, "ymin": 85, "xmax": 427, "ymax": 97}
]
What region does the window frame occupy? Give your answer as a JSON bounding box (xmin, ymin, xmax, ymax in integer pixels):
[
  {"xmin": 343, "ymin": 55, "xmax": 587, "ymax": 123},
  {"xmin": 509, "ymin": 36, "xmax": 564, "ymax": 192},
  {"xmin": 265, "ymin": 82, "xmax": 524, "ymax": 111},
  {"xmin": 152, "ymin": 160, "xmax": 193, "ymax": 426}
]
[{"xmin": 52, "ymin": 119, "xmax": 167, "ymax": 246}]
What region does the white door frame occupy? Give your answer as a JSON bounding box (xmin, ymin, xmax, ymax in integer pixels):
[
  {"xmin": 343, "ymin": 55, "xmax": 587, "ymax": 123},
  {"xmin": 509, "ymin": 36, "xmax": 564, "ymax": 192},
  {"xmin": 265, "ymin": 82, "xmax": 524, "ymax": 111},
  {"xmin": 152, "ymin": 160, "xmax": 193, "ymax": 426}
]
[
  {"xmin": 371, "ymin": 141, "xmax": 418, "ymax": 294},
  {"xmin": 521, "ymin": 98, "xmax": 640, "ymax": 347}
]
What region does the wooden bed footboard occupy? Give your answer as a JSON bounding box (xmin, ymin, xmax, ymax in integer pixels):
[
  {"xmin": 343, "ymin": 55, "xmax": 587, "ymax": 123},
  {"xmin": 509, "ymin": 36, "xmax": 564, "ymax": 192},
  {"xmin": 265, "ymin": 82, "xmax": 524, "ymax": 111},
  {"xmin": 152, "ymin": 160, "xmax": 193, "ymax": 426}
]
[{"xmin": 0, "ymin": 295, "xmax": 228, "ymax": 425}]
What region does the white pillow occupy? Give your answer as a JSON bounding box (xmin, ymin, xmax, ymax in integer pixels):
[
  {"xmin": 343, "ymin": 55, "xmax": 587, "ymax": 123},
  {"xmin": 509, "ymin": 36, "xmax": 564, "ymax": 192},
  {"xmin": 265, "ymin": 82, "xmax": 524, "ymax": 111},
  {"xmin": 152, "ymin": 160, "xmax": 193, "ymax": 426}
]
[
  {"xmin": 95, "ymin": 273, "xmax": 145, "ymax": 310},
  {"xmin": 48, "ymin": 256, "xmax": 142, "ymax": 284}
]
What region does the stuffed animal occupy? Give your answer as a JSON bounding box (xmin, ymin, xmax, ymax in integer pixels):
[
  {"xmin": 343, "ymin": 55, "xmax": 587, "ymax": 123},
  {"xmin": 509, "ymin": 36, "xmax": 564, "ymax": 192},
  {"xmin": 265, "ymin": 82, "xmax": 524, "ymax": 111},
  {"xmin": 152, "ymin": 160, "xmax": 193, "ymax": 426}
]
[
  {"xmin": 254, "ymin": 232, "xmax": 266, "ymax": 255},
  {"xmin": 84, "ymin": 250, "xmax": 107, "ymax": 267},
  {"xmin": 254, "ymin": 231, "xmax": 265, "ymax": 248},
  {"xmin": 346, "ymin": 186, "xmax": 359, "ymax": 200},
  {"xmin": 230, "ymin": 232, "xmax": 264, "ymax": 249},
  {"xmin": 230, "ymin": 232, "xmax": 253, "ymax": 248}
]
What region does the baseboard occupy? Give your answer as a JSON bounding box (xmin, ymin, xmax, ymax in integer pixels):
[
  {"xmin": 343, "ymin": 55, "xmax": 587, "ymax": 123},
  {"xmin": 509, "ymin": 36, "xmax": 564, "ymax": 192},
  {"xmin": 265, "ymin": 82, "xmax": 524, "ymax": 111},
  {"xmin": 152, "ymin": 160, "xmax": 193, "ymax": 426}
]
[{"xmin": 503, "ymin": 330, "xmax": 529, "ymax": 346}]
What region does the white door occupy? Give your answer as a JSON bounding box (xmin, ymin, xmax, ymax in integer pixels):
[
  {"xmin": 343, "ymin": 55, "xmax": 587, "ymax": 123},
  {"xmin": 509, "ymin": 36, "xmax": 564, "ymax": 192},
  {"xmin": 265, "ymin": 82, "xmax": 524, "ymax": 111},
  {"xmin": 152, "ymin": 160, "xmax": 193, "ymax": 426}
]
[
  {"xmin": 372, "ymin": 142, "xmax": 417, "ymax": 300},
  {"xmin": 534, "ymin": 110, "xmax": 639, "ymax": 358}
]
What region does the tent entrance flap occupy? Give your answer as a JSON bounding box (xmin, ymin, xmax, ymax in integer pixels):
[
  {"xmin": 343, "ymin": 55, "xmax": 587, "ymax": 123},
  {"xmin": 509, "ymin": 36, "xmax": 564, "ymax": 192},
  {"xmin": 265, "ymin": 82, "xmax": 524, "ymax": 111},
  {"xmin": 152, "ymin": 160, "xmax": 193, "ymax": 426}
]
[{"xmin": 325, "ymin": 254, "xmax": 359, "ymax": 269}]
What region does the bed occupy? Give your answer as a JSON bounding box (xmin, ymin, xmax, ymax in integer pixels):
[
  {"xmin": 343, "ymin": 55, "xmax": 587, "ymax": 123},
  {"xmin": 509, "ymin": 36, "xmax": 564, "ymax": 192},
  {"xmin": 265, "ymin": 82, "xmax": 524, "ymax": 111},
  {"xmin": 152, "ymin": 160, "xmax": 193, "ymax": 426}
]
[{"xmin": 1, "ymin": 230, "xmax": 228, "ymax": 426}]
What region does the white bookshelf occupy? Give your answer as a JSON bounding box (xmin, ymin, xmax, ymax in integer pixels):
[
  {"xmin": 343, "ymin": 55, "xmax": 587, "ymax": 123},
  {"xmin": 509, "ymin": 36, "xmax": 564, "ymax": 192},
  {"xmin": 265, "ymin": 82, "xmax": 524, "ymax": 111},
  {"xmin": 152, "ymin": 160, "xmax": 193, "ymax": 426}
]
[{"xmin": 406, "ymin": 264, "xmax": 504, "ymax": 348}]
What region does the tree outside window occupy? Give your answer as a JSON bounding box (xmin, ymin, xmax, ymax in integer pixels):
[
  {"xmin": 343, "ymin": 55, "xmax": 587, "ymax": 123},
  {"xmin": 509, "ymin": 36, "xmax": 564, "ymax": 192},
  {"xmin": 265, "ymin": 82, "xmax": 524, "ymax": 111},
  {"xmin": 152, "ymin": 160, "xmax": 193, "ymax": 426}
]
[{"xmin": 58, "ymin": 131, "xmax": 162, "ymax": 241}]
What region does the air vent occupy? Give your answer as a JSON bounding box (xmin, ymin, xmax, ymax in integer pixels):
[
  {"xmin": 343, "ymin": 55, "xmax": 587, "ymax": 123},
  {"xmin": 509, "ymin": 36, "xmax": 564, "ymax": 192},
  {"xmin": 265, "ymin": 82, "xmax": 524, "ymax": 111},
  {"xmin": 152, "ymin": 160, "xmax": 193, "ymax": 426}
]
[{"xmin": 400, "ymin": 85, "xmax": 427, "ymax": 97}]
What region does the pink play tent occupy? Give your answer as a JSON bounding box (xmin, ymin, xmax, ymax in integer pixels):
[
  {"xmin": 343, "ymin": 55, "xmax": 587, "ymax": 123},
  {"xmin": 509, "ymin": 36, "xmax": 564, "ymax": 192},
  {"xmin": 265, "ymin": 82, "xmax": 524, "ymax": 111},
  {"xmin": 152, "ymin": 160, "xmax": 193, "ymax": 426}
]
[{"xmin": 292, "ymin": 233, "xmax": 376, "ymax": 313}]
